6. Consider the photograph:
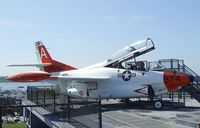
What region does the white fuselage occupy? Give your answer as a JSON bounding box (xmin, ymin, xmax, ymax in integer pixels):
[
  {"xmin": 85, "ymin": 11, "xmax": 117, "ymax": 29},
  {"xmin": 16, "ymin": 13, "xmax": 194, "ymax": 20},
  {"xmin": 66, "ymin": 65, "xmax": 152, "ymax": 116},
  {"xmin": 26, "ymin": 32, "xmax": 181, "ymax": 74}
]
[{"xmin": 54, "ymin": 67, "xmax": 168, "ymax": 99}]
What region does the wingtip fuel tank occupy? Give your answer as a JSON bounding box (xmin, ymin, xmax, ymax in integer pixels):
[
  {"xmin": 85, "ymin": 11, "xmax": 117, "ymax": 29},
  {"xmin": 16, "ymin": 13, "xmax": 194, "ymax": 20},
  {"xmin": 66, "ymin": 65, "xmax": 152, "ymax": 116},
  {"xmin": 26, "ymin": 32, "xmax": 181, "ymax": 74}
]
[{"xmin": 6, "ymin": 71, "xmax": 50, "ymax": 82}]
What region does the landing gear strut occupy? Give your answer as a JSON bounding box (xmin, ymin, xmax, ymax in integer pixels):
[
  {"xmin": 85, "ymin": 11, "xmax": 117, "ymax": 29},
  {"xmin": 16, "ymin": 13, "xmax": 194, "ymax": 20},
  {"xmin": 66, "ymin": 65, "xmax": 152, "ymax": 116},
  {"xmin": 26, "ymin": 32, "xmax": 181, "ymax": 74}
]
[
  {"xmin": 125, "ymin": 98, "xmax": 130, "ymax": 104},
  {"xmin": 120, "ymin": 98, "xmax": 130, "ymax": 104}
]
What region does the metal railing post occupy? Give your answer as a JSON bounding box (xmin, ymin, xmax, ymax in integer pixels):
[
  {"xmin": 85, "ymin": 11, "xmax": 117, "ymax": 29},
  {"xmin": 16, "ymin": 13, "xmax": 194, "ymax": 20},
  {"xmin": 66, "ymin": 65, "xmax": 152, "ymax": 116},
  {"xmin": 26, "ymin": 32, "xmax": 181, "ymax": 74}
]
[
  {"xmin": 178, "ymin": 90, "xmax": 180, "ymax": 103},
  {"xmin": 183, "ymin": 64, "xmax": 186, "ymax": 73},
  {"xmin": 98, "ymin": 97, "xmax": 102, "ymax": 128},
  {"xmin": 183, "ymin": 90, "xmax": 186, "ymax": 106},
  {"xmin": 27, "ymin": 87, "xmax": 29, "ymax": 100},
  {"xmin": 169, "ymin": 92, "xmax": 171, "ymax": 99},
  {"xmin": 178, "ymin": 63, "xmax": 180, "ymax": 71},
  {"xmin": 52, "ymin": 86, "xmax": 54, "ymax": 99},
  {"xmin": 170, "ymin": 59, "xmax": 173, "ymax": 69},
  {"xmin": 43, "ymin": 89, "xmax": 46, "ymax": 108},
  {"xmin": 53, "ymin": 90, "xmax": 56, "ymax": 113},
  {"xmin": 67, "ymin": 95, "xmax": 70, "ymax": 123},
  {"xmin": 36, "ymin": 88, "xmax": 39, "ymax": 104},
  {"xmin": 0, "ymin": 106, "xmax": 2, "ymax": 128},
  {"xmin": 30, "ymin": 88, "xmax": 33, "ymax": 101}
]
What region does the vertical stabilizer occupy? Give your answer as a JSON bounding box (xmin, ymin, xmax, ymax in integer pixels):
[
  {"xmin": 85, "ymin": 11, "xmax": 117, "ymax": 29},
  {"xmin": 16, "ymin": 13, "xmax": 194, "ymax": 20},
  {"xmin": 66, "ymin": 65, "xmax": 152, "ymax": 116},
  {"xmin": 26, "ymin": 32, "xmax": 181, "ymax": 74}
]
[{"xmin": 35, "ymin": 41, "xmax": 76, "ymax": 73}]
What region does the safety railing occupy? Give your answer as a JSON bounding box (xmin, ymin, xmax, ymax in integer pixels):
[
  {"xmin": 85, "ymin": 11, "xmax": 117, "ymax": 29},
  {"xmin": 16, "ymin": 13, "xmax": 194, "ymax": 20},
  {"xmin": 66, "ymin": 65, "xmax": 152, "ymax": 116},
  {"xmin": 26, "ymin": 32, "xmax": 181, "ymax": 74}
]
[{"xmin": 26, "ymin": 86, "xmax": 102, "ymax": 128}]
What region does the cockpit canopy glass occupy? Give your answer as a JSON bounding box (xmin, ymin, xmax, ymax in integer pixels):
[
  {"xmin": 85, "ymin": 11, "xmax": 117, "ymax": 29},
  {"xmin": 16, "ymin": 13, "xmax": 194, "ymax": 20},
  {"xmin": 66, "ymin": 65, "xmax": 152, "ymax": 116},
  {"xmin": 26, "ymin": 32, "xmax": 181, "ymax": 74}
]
[{"xmin": 107, "ymin": 38, "xmax": 154, "ymax": 62}]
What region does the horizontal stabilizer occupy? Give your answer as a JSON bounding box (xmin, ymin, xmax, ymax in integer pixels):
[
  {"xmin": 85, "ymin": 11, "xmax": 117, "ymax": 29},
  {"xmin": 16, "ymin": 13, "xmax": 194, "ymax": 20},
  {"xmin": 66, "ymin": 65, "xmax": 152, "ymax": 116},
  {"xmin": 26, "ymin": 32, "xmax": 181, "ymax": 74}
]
[{"xmin": 7, "ymin": 63, "xmax": 52, "ymax": 67}]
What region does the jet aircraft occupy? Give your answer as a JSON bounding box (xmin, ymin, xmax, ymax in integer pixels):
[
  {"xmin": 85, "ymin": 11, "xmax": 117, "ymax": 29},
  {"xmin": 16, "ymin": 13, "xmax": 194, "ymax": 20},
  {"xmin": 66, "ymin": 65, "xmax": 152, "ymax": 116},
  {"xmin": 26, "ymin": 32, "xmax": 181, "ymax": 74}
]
[{"xmin": 5, "ymin": 38, "xmax": 193, "ymax": 109}]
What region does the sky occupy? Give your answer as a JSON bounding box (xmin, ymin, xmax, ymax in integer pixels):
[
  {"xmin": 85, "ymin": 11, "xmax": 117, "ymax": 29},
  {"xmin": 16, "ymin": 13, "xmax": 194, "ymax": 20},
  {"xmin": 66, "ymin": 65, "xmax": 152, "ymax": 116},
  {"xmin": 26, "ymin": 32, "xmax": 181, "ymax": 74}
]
[{"xmin": 0, "ymin": 0, "xmax": 200, "ymax": 81}]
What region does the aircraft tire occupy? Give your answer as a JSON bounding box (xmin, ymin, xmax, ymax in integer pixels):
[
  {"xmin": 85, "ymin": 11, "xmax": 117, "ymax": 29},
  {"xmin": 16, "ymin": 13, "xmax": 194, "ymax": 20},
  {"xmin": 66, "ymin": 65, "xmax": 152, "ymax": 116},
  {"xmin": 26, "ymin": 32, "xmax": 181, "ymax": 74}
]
[{"xmin": 154, "ymin": 100, "xmax": 163, "ymax": 110}]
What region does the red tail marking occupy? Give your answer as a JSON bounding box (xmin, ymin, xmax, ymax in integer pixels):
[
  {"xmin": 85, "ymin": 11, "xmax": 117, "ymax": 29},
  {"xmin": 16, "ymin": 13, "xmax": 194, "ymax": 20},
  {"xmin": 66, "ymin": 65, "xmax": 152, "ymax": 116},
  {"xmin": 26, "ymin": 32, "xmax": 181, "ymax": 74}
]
[
  {"xmin": 38, "ymin": 45, "xmax": 52, "ymax": 63},
  {"xmin": 37, "ymin": 44, "xmax": 76, "ymax": 73}
]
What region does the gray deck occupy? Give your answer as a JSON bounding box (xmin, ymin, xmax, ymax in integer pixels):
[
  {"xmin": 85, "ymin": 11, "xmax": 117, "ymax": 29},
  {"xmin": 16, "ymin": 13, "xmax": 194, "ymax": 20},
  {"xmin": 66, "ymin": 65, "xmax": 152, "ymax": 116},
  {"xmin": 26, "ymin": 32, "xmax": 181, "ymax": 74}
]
[
  {"xmin": 22, "ymin": 99, "xmax": 200, "ymax": 128},
  {"xmin": 101, "ymin": 99, "xmax": 200, "ymax": 128},
  {"xmin": 22, "ymin": 99, "xmax": 74, "ymax": 128}
]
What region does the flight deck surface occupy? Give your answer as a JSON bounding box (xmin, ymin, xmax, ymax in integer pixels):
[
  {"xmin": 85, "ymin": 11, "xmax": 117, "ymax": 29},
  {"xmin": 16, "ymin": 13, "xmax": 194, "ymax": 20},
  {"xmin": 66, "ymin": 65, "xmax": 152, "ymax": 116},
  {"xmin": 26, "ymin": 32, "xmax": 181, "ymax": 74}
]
[
  {"xmin": 101, "ymin": 99, "xmax": 200, "ymax": 128},
  {"xmin": 21, "ymin": 98, "xmax": 200, "ymax": 128}
]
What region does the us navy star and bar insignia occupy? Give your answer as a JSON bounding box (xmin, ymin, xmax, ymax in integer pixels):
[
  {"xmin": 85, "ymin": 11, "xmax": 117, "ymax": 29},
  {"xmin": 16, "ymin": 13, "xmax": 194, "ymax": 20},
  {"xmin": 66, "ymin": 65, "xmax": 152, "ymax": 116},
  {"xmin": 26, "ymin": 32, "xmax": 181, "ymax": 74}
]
[{"xmin": 118, "ymin": 70, "xmax": 136, "ymax": 81}]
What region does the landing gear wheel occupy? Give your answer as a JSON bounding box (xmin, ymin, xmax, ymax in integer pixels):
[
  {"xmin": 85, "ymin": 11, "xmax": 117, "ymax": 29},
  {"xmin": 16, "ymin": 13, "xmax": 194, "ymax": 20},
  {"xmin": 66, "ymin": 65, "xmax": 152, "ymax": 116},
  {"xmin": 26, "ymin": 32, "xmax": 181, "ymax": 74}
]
[{"xmin": 154, "ymin": 100, "xmax": 163, "ymax": 110}]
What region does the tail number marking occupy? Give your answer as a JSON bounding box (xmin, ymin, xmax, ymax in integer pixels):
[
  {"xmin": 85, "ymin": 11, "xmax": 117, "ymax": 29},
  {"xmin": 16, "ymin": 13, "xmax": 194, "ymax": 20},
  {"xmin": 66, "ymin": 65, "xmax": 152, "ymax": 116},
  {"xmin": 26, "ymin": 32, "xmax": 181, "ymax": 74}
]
[{"xmin": 164, "ymin": 76, "xmax": 181, "ymax": 83}]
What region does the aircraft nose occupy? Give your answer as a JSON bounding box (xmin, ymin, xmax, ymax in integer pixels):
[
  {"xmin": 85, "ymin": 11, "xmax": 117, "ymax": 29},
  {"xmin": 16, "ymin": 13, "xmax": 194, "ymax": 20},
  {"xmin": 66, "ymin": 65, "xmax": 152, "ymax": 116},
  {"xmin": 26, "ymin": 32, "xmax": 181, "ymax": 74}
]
[{"xmin": 163, "ymin": 71, "xmax": 191, "ymax": 91}]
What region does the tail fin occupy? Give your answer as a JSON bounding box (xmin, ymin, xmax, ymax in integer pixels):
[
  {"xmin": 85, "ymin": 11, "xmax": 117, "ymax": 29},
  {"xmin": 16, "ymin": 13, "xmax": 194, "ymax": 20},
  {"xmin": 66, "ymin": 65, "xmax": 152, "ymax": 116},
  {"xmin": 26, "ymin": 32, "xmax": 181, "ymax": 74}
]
[{"xmin": 35, "ymin": 41, "xmax": 76, "ymax": 73}]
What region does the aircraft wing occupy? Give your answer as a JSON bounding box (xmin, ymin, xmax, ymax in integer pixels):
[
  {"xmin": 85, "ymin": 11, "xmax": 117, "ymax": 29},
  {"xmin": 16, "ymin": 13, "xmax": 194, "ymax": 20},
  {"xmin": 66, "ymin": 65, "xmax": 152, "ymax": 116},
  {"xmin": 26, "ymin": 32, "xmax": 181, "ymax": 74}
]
[{"xmin": 52, "ymin": 76, "xmax": 111, "ymax": 82}]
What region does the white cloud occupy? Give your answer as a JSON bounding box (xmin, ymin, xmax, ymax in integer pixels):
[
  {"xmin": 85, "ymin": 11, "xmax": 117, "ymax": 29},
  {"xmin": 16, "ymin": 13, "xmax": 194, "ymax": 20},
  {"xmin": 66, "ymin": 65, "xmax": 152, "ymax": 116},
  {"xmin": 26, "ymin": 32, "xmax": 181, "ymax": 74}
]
[
  {"xmin": 0, "ymin": 20, "xmax": 44, "ymax": 28},
  {"xmin": 103, "ymin": 15, "xmax": 153, "ymax": 23},
  {"xmin": 130, "ymin": 16, "xmax": 153, "ymax": 21}
]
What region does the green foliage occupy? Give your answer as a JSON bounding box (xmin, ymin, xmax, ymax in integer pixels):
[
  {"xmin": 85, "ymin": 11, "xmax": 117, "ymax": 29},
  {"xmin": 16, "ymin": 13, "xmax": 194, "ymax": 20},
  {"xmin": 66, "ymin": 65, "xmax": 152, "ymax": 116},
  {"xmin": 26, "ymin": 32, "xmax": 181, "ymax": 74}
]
[{"xmin": 3, "ymin": 122, "xmax": 26, "ymax": 128}]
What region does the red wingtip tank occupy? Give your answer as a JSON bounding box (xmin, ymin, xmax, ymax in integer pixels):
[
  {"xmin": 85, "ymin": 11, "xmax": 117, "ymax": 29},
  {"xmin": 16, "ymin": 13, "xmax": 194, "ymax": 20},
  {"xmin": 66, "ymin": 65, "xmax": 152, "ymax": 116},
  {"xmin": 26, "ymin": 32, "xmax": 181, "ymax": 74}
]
[{"xmin": 6, "ymin": 71, "xmax": 51, "ymax": 82}]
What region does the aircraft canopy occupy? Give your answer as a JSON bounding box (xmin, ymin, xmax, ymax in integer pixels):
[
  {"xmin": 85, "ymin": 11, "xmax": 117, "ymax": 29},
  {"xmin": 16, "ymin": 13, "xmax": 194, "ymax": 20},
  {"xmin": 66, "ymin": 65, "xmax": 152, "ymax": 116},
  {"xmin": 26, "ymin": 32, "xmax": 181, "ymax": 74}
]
[{"xmin": 107, "ymin": 38, "xmax": 155, "ymax": 64}]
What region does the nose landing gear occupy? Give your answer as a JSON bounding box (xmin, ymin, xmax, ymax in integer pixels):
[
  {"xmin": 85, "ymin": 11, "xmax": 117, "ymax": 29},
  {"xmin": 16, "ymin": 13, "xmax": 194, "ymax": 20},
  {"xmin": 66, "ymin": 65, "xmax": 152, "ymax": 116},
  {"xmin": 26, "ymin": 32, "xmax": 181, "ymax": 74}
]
[{"xmin": 153, "ymin": 100, "xmax": 163, "ymax": 110}]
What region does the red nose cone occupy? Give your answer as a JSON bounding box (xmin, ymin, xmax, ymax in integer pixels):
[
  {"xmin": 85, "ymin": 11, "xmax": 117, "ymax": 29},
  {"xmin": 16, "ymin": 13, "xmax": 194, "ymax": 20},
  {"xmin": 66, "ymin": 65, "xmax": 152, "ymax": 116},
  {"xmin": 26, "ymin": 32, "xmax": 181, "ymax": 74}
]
[
  {"xmin": 7, "ymin": 71, "xmax": 50, "ymax": 82},
  {"xmin": 163, "ymin": 72, "xmax": 190, "ymax": 91}
]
